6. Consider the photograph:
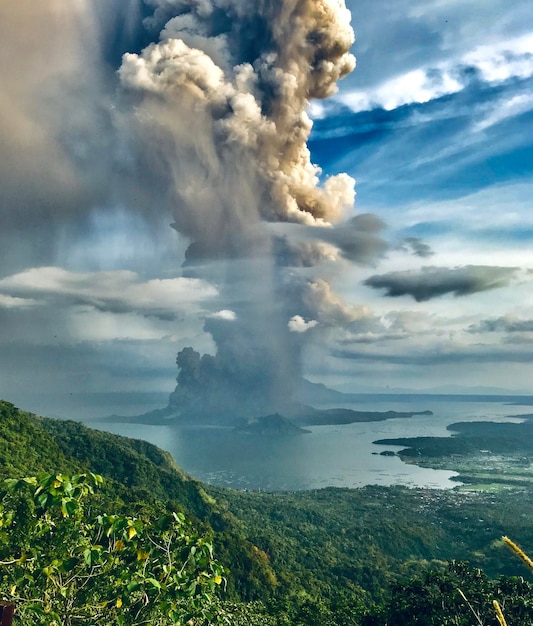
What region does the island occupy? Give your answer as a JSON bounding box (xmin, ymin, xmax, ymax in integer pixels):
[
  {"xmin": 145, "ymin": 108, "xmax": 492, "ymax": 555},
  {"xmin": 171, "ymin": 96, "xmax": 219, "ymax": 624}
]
[
  {"xmin": 91, "ymin": 379, "xmax": 434, "ymax": 430},
  {"xmin": 289, "ymin": 406, "xmax": 433, "ymax": 427},
  {"xmin": 374, "ymin": 413, "xmax": 533, "ymax": 489},
  {"xmin": 234, "ymin": 414, "xmax": 311, "ymax": 436}
]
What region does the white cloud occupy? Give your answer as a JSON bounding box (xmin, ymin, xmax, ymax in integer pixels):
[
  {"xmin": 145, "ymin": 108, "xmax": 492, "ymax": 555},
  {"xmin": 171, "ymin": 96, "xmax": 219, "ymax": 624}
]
[
  {"xmin": 0, "ymin": 267, "xmax": 218, "ymax": 319},
  {"xmin": 474, "ymin": 93, "xmax": 533, "ymax": 132},
  {"xmin": 380, "ymin": 182, "xmax": 533, "ymax": 234},
  {"xmin": 306, "ymin": 101, "xmax": 328, "ymax": 120},
  {"xmin": 70, "ymin": 313, "xmax": 159, "ymax": 341},
  {"xmin": 464, "ymin": 33, "xmax": 533, "ymax": 83},
  {"xmin": 0, "ymin": 294, "xmax": 38, "ymax": 309},
  {"xmin": 288, "ymin": 314, "xmax": 318, "ymax": 333},
  {"xmin": 339, "ymin": 32, "xmax": 533, "ymax": 113},
  {"xmin": 210, "ymin": 309, "xmax": 237, "ymax": 320},
  {"xmin": 347, "ymin": 69, "xmax": 463, "ymax": 112}
]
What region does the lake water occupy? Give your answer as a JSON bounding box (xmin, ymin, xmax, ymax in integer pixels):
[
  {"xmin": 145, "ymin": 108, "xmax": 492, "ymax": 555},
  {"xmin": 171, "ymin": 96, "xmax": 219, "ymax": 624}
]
[{"xmin": 85, "ymin": 395, "xmax": 532, "ymax": 491}]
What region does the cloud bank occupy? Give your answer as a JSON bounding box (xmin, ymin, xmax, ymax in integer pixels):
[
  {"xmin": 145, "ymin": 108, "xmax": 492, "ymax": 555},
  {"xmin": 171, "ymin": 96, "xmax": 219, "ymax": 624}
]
[{"xmin": 0, "ymin": 267, "xmax": 216, "ymax": 319}]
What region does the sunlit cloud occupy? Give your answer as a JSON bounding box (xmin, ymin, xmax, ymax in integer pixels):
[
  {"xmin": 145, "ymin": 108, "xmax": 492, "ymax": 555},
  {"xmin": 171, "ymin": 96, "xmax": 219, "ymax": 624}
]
[
  {"xmin": 288, "ymin": 315, "xmax": 318, "ymax": 333},
  {"xmin": 338, "ymin": 32, "xmax": 533, "ymax": 113}
]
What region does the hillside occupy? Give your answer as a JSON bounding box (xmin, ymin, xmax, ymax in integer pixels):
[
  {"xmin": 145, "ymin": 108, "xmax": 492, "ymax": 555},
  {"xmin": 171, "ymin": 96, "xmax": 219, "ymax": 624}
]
[
  {"xmin": 0, "ymin": 400, "xmax": 276, "ymax": 602},
  {"xmin": 0, "ymin": 400, "xmax": 79, "ymax": 478},
  {"xmin": 2, "ymin": 399, "xmax": 533, "ymax": 624}
]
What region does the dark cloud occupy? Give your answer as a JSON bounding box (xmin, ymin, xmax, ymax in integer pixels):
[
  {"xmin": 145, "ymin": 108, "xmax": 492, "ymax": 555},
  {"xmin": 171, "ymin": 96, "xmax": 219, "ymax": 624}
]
[
  {"xmin": 469, "ymin": 316, "xmax": 533, "ymax": 334},
  {"xmin": 333, "ymin": 345, "xmax": 533, "ymax": 367},
  {"xmin": 338, "ymin": 331, "xmax": 406, "ymax": 344},
  {"xmin": 0, "ymin": 2, "xmax": 179, "ymax": 275},
  {"xmin": 323, "ymin": 214, "xmax": 389, "ymax": 263},
  {"xmin": 364, "ymin": 265, "xmax": 518, "ymax": 301},
  {"xmin": 398, "ymin": 237, "xmax": 434, "ymax": 258},
  {"xmin": 272, "ymin": 213, "xmax": 389, "ymax": 267}
]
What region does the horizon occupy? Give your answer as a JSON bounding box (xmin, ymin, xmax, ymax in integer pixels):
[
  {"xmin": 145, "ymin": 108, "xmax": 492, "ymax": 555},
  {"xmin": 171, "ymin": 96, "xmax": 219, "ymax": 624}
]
[{"xmin": 7, "ymin": 382, "xmax": 533, "ymax": 423}]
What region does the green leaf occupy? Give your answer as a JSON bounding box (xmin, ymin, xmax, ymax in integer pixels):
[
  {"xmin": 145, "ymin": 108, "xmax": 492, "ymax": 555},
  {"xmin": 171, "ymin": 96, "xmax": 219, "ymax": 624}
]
[
  {"xmin": 83, "ymin": 548, "xmax": 101, "ymax": 567},
  {"xmin": 127, "ymin": 581, "xmax": 140, "ymax": 594},
  {"xmin": 146, "ymin": 577, "xmax": 162, "ymax": 590},
  {"xmin": 61, "ymin": 557, "xmax": 78, "ymax": 572},
  {"xmin": 37, "ymin": 492, "xmax": 49, "ymax": 508},
  {"xmin": 62, "ymin": 498, "xmax": 78, "ymax": 517}
]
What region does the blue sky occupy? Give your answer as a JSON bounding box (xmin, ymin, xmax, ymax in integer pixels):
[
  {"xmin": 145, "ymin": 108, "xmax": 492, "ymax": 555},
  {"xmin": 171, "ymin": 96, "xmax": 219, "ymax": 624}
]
[
  {"xmin": 0, "ymin": 0, "xmax": 532, "ymax": 417},
  {"xmin": 303, "ymin": 0, "xmax": 533, "ymax": 393}
]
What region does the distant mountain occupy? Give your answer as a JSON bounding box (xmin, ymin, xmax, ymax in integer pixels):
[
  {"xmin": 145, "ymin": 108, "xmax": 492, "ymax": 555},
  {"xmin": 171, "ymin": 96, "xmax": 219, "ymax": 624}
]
[
  {"xmin": 332, "ymin": 382, "xmax": 533, "ymax": 396},
  {"xmin": 89, "ymin": 378, "xmax": 532, "ymax": 429},
  {"xmin": 92, "ymin": 378, "xmax": 359, "ymax": 425},
  {"xmin": 95, "ymin": 378, "xmax": 442, "ymax": 426},
  {"xmin": 294, "ymin": 378, "xmax": 359, "ymax": 403},
  {"xmin": 416, "ymin": 384, "xmax": 533, "ymax": 395}
]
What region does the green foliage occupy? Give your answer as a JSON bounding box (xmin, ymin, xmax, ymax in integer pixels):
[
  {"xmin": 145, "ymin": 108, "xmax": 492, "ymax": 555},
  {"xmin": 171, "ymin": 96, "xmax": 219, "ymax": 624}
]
[
  {"xmin": 37, "ymin": 418, "xmax": 280, "ymax": 600},
  {"xmin": 263, "ymin": 591, "xmax": 373, "ymax": 626},
  {"xmin": 3, "ymin": 399, "xmax": 533, "ymax": 625},
  {"xmin": 210, "ymin": 483, "xmax": 533, "ymax": 606},
  {"xmin": 0, "ymin": 402, "xmax": 78, "ymax": 479},
  {"xmin": 0, "ymin": 402, "xmax": 278, "ymax": 602},
  {"xmin": 370, "ymin": 561, "xmax": 533, "ymax": 625},
  {"xmin": 0, "ymin": 473, "xmax": 226, "ymax": 625}
]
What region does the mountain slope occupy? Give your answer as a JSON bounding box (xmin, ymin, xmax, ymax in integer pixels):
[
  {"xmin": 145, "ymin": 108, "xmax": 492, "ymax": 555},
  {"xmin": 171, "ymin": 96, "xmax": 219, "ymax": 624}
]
[{"xmin": 0, "ymin": 400, "xmax": 276, "ymax": 601}]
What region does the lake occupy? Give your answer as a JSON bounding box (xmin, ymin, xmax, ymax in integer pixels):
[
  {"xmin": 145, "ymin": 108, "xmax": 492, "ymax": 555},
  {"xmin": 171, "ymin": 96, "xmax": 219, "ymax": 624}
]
[{"xmin": 84, "ymin": 395, "xmax": 532, "ymax": 491}]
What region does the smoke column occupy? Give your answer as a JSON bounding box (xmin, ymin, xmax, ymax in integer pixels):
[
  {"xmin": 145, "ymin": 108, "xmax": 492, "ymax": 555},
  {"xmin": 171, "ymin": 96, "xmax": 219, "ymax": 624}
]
[{"xmin": 114, "ymin": 0, "xmax": 358, "ymax": 421}]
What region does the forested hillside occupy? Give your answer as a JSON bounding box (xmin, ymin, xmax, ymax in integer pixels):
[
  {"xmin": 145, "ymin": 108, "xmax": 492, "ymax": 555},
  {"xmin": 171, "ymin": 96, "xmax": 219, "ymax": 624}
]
[
  {"xmin": 1, "ymin": 399, "xmax": 533, "ymax": 625},
  {"xmin": 0, "ymin": 401, "xmax": 276, "ymax": 604}
]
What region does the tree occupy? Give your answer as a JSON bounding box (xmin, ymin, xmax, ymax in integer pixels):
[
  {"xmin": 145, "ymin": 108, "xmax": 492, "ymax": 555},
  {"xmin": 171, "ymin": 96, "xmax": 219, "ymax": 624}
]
[
  {"xmin": 0, "ymin": 473, "xmax": 226, "ymax": 625},
  {"xmin": 376, "ymin": 561, "xmax": 533, "ymax": 626}
]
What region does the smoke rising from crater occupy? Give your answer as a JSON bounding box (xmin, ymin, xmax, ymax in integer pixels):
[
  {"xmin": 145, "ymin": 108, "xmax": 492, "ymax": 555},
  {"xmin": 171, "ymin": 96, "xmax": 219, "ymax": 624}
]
[
  {"xmin": 119, "ymin": 0, "xmax": 357, "ymax": 247},
  {"xmin": 1, "ymin": 0, "xmax": 381, "ymax": 420},
  {"xmin": 117, "ymin": 0, "xmax": 369, "ymax": 420}
]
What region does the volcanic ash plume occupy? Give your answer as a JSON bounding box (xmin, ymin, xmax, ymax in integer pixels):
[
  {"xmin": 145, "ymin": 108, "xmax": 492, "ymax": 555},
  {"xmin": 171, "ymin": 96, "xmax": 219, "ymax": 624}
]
[{"xmin": 118, "ymin": 0, "xmax": 358, "ymax": 421}]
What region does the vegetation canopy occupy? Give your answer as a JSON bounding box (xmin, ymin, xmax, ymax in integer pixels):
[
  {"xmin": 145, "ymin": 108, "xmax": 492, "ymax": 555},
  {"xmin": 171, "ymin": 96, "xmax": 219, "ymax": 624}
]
[
  {"xmin": 1, "ymin": 400, "xmax": 533, "ymax": 625},
  {"xmin": 0, "ymin": 473, "xmax": 225, "ymax": 625}
]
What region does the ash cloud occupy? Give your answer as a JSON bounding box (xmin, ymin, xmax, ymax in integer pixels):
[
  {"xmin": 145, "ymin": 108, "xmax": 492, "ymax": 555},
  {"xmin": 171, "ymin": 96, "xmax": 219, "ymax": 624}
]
[
  {"xmin": 0, "ymin": 1, "xmax": 170, "ymax": 273},
  {"xmin": 118, "ymin": 0, "xmax": 358, "ymax": 249},
  {"xmin": 113, "ymin": 0, "xmax": 363, "ymax": 421},
  {"xmin": 168, "ymin": 311, "xmax": 302, "ymax": 421},
  {"xmin": 1, "ymin": 0, "xmax": 377, "ymax": 421},
  {"xmin": 364, "ymin": 266, "xmax": 517, "ymax": 302},
  {"xmin": 271, "ymin": 213, "xmax": 388, "ymax": 268}
]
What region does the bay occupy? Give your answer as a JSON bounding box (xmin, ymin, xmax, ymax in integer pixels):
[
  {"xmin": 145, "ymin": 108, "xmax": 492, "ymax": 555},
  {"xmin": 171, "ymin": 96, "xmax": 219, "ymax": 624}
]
[{"xmin": 85, "ymin": 395, "xmax": 531, "ymax": 491}]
